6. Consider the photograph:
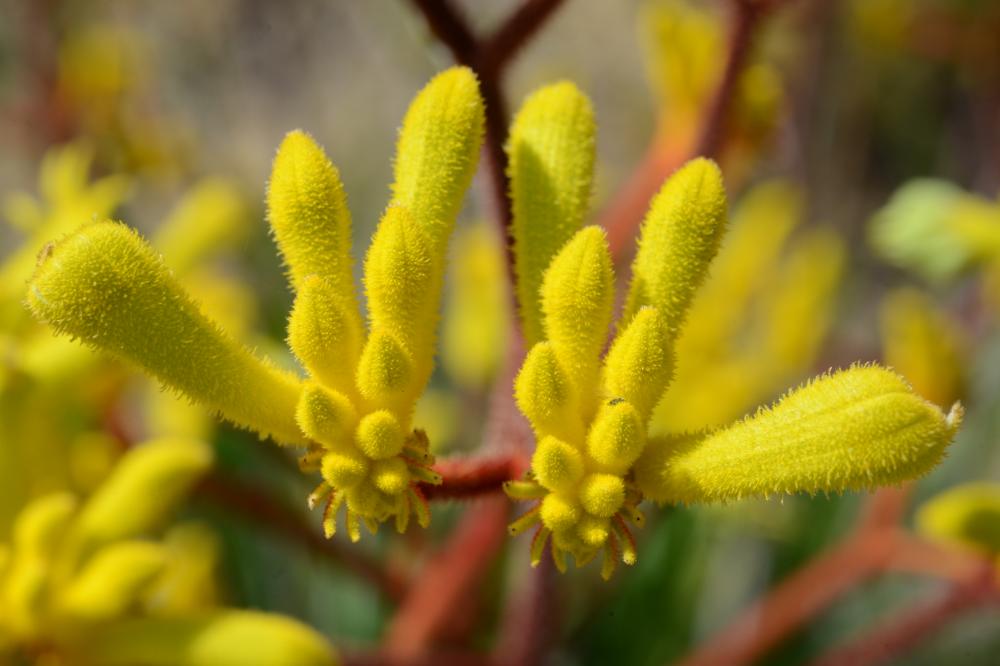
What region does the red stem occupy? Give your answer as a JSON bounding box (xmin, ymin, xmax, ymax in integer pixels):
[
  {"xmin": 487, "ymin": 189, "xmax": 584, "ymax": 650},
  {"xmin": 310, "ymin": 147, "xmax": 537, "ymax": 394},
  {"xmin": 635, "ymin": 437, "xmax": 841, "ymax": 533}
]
[
  {"xmin": 424, "ymin": 454, "xmax": 528, "ymax": 501},
  {"xmin": 810, "ymin": 567, "xmax": 1000, "ymax": 666},
  {"xmin": 383, "ymin": 496, "xmax": 510, "ymax": 659}
]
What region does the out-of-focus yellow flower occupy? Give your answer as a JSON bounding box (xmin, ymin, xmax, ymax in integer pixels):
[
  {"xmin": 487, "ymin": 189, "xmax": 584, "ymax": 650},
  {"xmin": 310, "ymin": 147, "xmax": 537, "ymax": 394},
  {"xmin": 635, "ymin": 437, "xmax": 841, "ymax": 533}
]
[
  {"xmin": 880, "ymin": 288, "xmax": 965, "ymax": 408},
  {"xmin": 504, "ymin": 82, "xmax": 961, "ymax": 579},
  {"xmin": 0, "ymin": 439, "xmax": 338, "ymax": 665},
  {"xmin": 442, "ymin": 223, "xmax": 510, "ymax": 390},
  {"xmin": 651, "ymin": 180, "xmax": 844, "ymax": 433},
  {"xmin": 916, "ymin": 483, "xmax": 1000, "ymax": 559},
  {"xmin": 1, "ymin": 142, "xmax": 131, "ymax": 325},
  {"xmin": 28, "ymin": 67, "xmax": 486, "ymax": 541},
  {"xmin": 869, "ymin": 179, "xmax": 1000, "ymax": 284},
  {"xmin": 639, "ymin": 0, "xmax": 784, "ymax": 167}
]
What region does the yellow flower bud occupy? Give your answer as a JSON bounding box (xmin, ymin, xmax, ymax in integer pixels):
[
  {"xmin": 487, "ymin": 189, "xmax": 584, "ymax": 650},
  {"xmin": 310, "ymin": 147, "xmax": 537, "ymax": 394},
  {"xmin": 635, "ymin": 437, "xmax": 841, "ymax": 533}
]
[
  {"xmin": 390, "ymin": 66, "xmax": 485, "ymax": 254},
  {"xmin": 540, "ymin": 226, "xmax": 614, "ymax": 395},
  {"xmin": 363, "ymin": 205, "xmax": 436, "ymax": 354},
  {"xmin": 58, "ymin": 541, "xmax": 167, "ymax": 622},
  {"xmin": 287, "ymin": 276, "xmax": 363, "ymax": 397},
  {"xmin": 371, "ymin": 458, "xmax": 410, "ymax": 496},
  {"xmin": 636, "ymin": 365, "xmax": 963, "ymax": 504},
  {"xmin": 579, "ymin": 473, "xmax": 626, "ymax": 518},
  {"xmin": 540, "ymin": 493, "xmax": 581, "ymax": 534},
  {"xmin": 320, "ymin": 449, "xmax": 369, "ymax": 491},
  {"xmin": 71, "ymin": 438, "xmax": 213, "ymax": 554},
  {"xmin": 531, "ymin": 436, "xmax": 584, "ymax": 492},
  {"xmin": 916, "ymin": 483, "xmax": 1000, "ymax": 555},
  {"xmin": 577, "ymin": 514, "xmax": 611, "ymax": 548},
  {"xmin": 355, "ymin": 411, "xmax": 404, "ymax": 460},
  {"xmin": 623, "ymin": 158, "xmax": 728, "ymax": 334},
  {"xmin": 601, "ymin": 307, "xmax": 674, "ymax": 422},
  {"xmin": 586, "ymin": 400, "xmax": 645, "ymax": 474},
  {"xmin": 514, "ymin": 342, "xmax": 582, "ymax": 442},
  {"xmin": 295, "ymin": 382, "xmax": 356, "ymax": 446},
  {"xmin": 267, "ymin": 130, "xmax": 356, "ymax": 300},
  {"xmin": 27, "ymin": 221, "xmax": 306, "ymax": 445},
  {"xmin": 77, "ymin": 611, "xmax": 338, "ymax": 666},
  {"xmin": 355, "ymin": 330, "xmax": 414, "ymax": 408},
  {"xmin": 508, "ymin": 81, "xmax": 596, "ymax": 346}
]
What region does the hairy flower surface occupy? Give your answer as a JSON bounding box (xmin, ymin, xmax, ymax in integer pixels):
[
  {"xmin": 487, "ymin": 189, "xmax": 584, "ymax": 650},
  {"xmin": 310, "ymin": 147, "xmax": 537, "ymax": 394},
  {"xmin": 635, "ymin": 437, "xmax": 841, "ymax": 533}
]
[
  {"xmin": 504, "ymin": 82, "xmax": 963, "ymax": 579},
  {"xmin": 28, "ymin": 67, "xmax": 485, "ymax": 540}
]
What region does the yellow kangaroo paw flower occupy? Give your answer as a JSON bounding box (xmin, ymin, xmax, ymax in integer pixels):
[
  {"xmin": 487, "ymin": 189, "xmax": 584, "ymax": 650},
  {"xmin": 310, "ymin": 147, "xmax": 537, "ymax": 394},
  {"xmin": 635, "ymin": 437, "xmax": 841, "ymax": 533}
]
[
  {"xmin": 508, "ymin": 81, "xmax": 596, "ymax": 346},
  {"xmin": 635, "ymin": 365, "xmax": 963, "ymax": 504},
  {"xmin": 27, "ymin": 221, "xmax": 306, "ymax": 445}
]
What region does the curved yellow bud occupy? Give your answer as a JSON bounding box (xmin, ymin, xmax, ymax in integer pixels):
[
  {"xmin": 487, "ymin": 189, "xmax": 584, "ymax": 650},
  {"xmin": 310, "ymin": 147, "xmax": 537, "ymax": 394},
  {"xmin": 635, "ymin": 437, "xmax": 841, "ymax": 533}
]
[
  {"xmin": 295, "ymin": 382, "xmax": 356, "ymax": 446},
  {"xmin": 71, "ymin": 438, "xmax": 213, "ymax": 553},
  {"xmin": 586, "ymin": 400, "xmax": 645, "ymax": 474},
  {"xmin": 880, "ymin": 288, "xmax": 965, "ymax": 408},
  {"xmin": 371, "ymin": 458, "xmax": 410, "ymax": 496},
  {"xmin": 12, "ymin": 493, "xmax": 77, "ymax": 558},
  {"xmin": 579, "ymin": 473, "xmax": 626, "ymax": 518},
  {"xmin": 320, "ymin": 449, "xmax": 369, "ymax": 491},
  {"xmin": 58, "ymin": 541, "xmax": 167, "ymax": 621},
  {"xmin": 78, "ymin": 611, "xmax": 338, "ymax": 666},
  {"xmin": 514, "ymin": 342, "xmax": 582, "ymax": 442},
  {"xmin": 635, "ymin": 365, "xmax": 963, "ymax": 504},
  {"xmin": 154, "ymin": 177, "xmax": 249, "ymax": 275},
  {"xmin": 391, "ymin": 66, "xmax": 485, "ymax": 253},
  {"xmin": 601, "ymin": 307, "xmax": 674, "ymax": 422},
  {"xmin": 915, "ymin": 483, "xmax": 1000, "ymax": 555},
  {"xmin": 623, "ymin": 158, "xmax": 728, "ymax": 334},
  {"xmin": 364, "ymin": 205, "xmax": 436, "ymax": 353},
  {"xmin": 267, "ymin": 129, "xmax": 356, "ymax": 301},
  {"xmin": 541, "ymin": 226, "xmax": 614, "ymax": 396},
  {"xmin": 288, "ymin": 276, "xmax": 363, "ymax": 396},
  {"xmin": 508, "ymin": 81, "xmax": 596, "ymax": 345},
  {"xmin": 355, "ymin": 330, "xmax": 414, "ymax": 410},
  {"xmin": 531, "ymin": 436, "xmax": 584, "ymax": 492},
  {"xmin": 540, "ymin": 493, "xmax": 581, "ymax": 533},
  {"xmin": 27, "ymin": 222, "xmax": 306, "ymax": 445},
  {"xmin": 355, "ymin": 410, "xmax": 404, "ymax": 460}
]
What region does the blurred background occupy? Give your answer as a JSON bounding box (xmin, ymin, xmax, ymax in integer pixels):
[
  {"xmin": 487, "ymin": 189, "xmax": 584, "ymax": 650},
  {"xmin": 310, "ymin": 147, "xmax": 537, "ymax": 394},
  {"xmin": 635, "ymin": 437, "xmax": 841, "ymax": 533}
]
[{"xmin": 1, "ymin": 0, "xmax": 999, "ymax": 664}]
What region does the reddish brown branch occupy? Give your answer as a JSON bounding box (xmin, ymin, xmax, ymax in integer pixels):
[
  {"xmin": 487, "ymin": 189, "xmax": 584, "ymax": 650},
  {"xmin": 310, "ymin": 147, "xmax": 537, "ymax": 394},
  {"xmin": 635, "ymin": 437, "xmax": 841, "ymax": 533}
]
[
  {"xmin": 693, "ymin": 0, "xmax": 764, "ymax": 159},
  {"xmin": 676, "ymin": 492, "xmax": 998, "ymax": 666},
  {"xmin": 383, "ymin": 496, "xmax": 510, "ymax": 659},
  {"xmin": 424, "ymin": 454, "xmax": 528, "ymax": 500},
  {"xmin": 675, "ymin": 530, "xmax": 897, "ymax": 666},
  {"xmin": 483, "ymin": 0, "xmax": 568, "ymax": 74},
  {"xmin": 195, "ymin": 472, "xmax": 408, "ymax": 602},
  {"xmin": 810, "ymin": 567, "xmax": 1000, "ymax": 666}
]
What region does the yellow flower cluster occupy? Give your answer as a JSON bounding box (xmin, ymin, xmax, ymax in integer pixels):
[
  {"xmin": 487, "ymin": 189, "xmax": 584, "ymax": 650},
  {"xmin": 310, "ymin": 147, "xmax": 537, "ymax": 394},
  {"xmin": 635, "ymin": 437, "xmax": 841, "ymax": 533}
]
[
  {"xmin": 503, "ymin": 81, "xmax": 963, "ymax": 578},
  {"xmin": 27, "ymin": 67, "xmax": 485, "ymax": 540},
  {"xmin": 0, "ymin": 439, "xmax": 336, "ymax": 665}
]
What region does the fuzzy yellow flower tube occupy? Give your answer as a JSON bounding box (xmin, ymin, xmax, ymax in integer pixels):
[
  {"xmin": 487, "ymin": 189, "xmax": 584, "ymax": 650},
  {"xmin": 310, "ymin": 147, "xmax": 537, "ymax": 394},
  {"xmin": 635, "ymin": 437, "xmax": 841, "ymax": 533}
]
[
  {"xmin": 27, "ymin": 66, "xmax": 485, "ymax": 541},
  {"xmin": 504, "ymin": 82, "xmax": 963, "ymax": 579},
  {"xmin": 27, "ymin": 222, "xmax": 306, "ymax": 446}
]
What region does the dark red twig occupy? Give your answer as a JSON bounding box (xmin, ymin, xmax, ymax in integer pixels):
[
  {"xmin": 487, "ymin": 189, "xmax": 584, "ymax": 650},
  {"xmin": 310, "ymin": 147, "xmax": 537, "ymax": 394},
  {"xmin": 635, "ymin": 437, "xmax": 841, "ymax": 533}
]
[
  {"xmin": 195, "ymin": 472, "xmax": 408, "ymax": 602},
  {"xmin": 810, "ymin": 567, "xmax": 1000, "ymax": 666},
  {"xmin": 694, "ymin": 0, "xmax": 765, "ymax": 159},
  {"xmin": 424, "ymin": 454, "xmax": 529, "ymax": 501},
  {"xmin": 383, "ymin": 496, "xmax": 511, "ymax": 659}
]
